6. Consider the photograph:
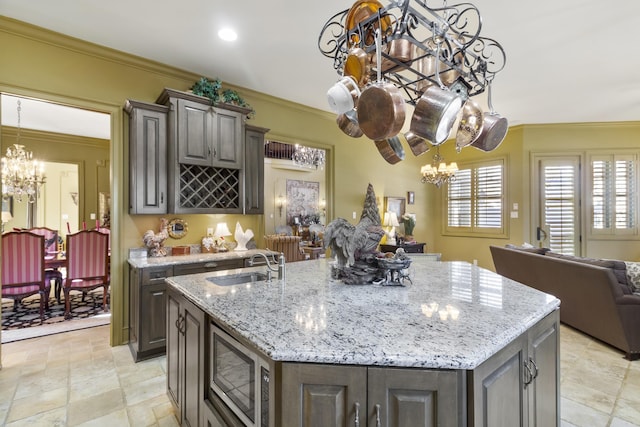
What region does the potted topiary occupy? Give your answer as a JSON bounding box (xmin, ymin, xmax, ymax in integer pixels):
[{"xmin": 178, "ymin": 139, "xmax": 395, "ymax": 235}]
[{"xmin": 190, "ymin": 77, "xmax": 255, "ymax": 118}]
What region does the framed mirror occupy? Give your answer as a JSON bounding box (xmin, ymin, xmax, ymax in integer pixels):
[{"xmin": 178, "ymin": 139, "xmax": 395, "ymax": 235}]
[{"xmin": 167, "ymin": 218, "xmax": 188, "ymax": 239}]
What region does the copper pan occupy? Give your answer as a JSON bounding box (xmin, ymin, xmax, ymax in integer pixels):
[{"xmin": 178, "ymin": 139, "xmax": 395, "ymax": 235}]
[
  {"xmin": 470, "ymin": 113, "xmax": 508, "ymax": 152},
  {"xmin": 357, "ymin": 29, "xmax": 406, "ymax": 141},
  {"xmin": 404, "ymin": 130, "xmax": 430, "ymax": 156},
  {"xmin": 374, "ymin": 135, "xmax": 405, "ymax": 164},
  {"xmin": 336, "ymin": 109, "xmax": 363, "ymax": 138},
  {"xmin": 344, "ymin": 47, "xmax": 371, "ymax": 88},
  {"xmin": 410, "ymin": 85, "xmax": 463, "ymax": 145}
]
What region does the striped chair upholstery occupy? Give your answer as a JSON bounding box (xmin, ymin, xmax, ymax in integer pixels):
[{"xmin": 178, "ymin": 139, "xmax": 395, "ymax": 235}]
[
  {"xmin": 263, "ymin": 235, "xmax": 306, "ymax": 262},
  {"xmin": 64, "ymin": 229, "xmax": 110, "ymax": 319},
  {"xmin": 1, "ymin": 231, "xmax": 49, "ymax": 321},
  {"xmin": 28, "ymin": 227, "xmax": 64, "ymax": 304}
]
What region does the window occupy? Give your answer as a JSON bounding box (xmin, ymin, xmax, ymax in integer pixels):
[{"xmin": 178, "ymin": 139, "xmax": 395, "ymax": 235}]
[
  {"xmin": 445, "ymin": 159, "xmax": 506, "ymax": 236},
  {"xmin": 590, "ymin": 154, "xmax": 637, "ymax": 236}
]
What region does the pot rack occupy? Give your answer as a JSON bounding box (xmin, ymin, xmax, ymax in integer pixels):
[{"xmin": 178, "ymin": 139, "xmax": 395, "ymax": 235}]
[{"xmin": 318, "ymin": 0, "xmax": 507, "ymax": 106}]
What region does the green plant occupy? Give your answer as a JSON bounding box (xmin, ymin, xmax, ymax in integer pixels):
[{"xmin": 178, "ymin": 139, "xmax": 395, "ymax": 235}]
[
  {"xmin": 190, "ymin": 77, "xmax": 221, "ymax": 104},
  {"xmin": 190, "ymin": 77, "xmax": 255, "ymax": 118}
]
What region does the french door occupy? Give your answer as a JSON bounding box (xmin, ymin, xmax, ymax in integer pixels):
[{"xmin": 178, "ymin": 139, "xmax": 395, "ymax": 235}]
[{"xmin": 532, "ymin": 156, "xmax": 582, "ymax": 255}]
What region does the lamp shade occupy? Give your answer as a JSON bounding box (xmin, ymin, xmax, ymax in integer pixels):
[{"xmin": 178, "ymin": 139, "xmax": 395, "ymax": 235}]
[
  {"xmin": 213, "ymin": 222, "xmax": 232, "ymax": 238},
  {"xmin": 383, "ymin": 211, "xmax": 400, "ymax": 227},
  {"xmin": 1, "ymin": 211, "xmax": 12, "ymax": 223}
]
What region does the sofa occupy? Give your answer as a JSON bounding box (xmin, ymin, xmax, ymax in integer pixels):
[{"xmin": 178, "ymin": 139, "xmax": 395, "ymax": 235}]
[{"xmin": 490, "ymin": 245, "xmax": 640, "ymax": 360}]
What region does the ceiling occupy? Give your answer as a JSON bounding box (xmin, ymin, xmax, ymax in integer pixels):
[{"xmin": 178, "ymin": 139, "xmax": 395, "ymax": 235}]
[{"xmin": 1, "ymin": 0, "xmax": 640, "ymax": 130}]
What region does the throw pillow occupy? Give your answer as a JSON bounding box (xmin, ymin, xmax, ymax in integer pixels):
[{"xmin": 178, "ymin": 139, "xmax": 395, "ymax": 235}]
[{"xmin": 624, "ymin": 261, "xmax": 640, "ymax": 294}]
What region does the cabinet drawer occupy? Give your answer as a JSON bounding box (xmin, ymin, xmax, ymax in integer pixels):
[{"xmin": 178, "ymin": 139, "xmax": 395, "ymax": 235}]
[
  {"xmin": 173, "ymin": 259, "xmax": 244, "ymax": 276},
  {"xmin": 142, "ymin": 266, "xmax": 174, "ymax": 283}
]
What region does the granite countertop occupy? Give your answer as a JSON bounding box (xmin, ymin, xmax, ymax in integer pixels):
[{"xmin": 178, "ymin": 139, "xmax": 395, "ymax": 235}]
[
  {"xmin": 165, "ymin": 258, "xmax": 560, "ymax": 370},
  {"xmin": 128, "ymin": 249, "xmax": 276, "ymax": 269}
]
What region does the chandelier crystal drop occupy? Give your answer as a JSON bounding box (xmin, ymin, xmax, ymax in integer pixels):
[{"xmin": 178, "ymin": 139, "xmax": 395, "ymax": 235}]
[
  {"xmin": 420, "ymin": 147, "xmax": 457, "ymax": 188},
  {"xmin": 293, "ymin": 144, "xmax": 326, "ymax": 169},
  {"xmin": 1, "ymin": 100, "xmax": 46, "ymax": 203}
]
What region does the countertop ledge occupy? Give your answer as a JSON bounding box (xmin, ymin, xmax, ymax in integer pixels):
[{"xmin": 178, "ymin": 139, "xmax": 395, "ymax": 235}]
[
  {"xmin": 166, "ymin": 258, "xmax": 560, "ymax": 370},
  {"xmin": 128, "ymin": 249, "xmax": 277, "ymax": 268}
]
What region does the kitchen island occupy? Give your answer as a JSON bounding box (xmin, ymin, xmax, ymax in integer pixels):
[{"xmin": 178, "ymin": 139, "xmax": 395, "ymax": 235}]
[{"xmin": 166, "ymin": 257, "xmax": 560, "ymax": 427}]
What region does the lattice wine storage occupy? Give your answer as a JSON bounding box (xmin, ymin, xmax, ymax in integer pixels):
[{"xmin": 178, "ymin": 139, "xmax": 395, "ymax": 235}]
[{"xmin": 179, "ymin": 164, "xmax": 240, "ymax": 210}]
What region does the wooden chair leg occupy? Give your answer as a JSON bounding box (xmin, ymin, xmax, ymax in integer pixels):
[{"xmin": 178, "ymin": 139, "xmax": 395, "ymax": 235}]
[
  {"xmin": 64, "ymin": 289, "xmax": 72, "ymax": 320},
  {"xmin": 38, "ymin": 290, "xmax": 45, "ymax": 323}
]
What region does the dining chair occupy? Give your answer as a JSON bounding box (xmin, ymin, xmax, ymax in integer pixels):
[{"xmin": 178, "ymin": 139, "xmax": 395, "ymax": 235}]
[
  {"xmin": 63, "ymin": 229, "xmax": 110, "ymax": 319},
  {"xmin": 1, "ymin": 230, "xmax": 50, "ymax": 321},
  {"xmin": 28, "ymin": 226, "xmax": 64, "ymax": 304}
]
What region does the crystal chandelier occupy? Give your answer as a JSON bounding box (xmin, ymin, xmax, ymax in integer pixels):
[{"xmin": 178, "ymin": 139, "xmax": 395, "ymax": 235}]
[
  {"xmin": 293, "ymin": 144, "xmax": 326, "ymax": 169},
  {"xmin": 420, "ymin": 147, "xmax": 457, "ymax": 188},
  {"xmin": 1, "ymin": 101, "xmax": 46, "ymax": 203}
]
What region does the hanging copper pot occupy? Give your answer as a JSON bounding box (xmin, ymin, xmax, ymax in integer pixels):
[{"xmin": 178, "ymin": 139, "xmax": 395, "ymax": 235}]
[
  {"xmin": 410, "ymin": 85, "xmax": 463, "ymax": 145},
  {"xmin": 455, "ymin": 99, "xmax": 484, "ymax": 150},
  {"xmin": 374, "ymin": 135, "xmax": 405, "ymax": 164},
  {"xmin": 327, "ymin": 76, "xmax": 361, "ymax": 115},
  {"xmin": 344, "ymin": 47, "xmax": 371, "ymax": 88},
  {"xmin": 470, "ymin": 113, "xmax": 508, "ymax": 152},
  {"xmin": 404, "ymin": 130, "xmax": 430, "ymax": 156},
  {"xmin": 336, "ymin": 109, "xmax": 363, "ymax": 138},
  {"xmin": 356, "ymin": 29, "xmax": 406, "ymax": 141}
]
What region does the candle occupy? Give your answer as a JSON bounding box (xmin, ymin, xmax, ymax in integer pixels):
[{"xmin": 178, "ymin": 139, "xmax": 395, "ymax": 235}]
[
  {"xmin": 82, "ymin": 221, "xmax": 86, "ymax": 230},
  {"xmin": 67, "ymin": 222, "xmax": 71, "ymax": 233},
  {"xmin": 96, "ymin": 219, "xmax": 100, "ymax": 229}
]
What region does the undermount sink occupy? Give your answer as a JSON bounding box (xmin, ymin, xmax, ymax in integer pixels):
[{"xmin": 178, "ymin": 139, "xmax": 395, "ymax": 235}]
[{"xmin": 207, "ymin": 272, "xmax": 270, "ymax": 286}]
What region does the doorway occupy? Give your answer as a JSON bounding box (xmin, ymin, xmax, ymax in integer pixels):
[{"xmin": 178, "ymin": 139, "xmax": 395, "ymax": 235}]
[
  {"xmin": 1, "ymin": 93, "xmax": 111, "ymax": 342},
  {"xmin": 531, "ymin": 155, "xmax": 582, "ymax": 255}
]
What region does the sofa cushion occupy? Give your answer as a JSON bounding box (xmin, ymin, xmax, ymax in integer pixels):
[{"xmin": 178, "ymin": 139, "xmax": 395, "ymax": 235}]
[
  {"xmin": 624, "ymin": 261, "xmax": 640, "ymax": 294},
  {"xmin": 505, "ymin": 244, "xmax": 550, "ymax": 255},
  {"xmin": 545, "ymin": 252, "xmax": 631, "ymax": 294}
]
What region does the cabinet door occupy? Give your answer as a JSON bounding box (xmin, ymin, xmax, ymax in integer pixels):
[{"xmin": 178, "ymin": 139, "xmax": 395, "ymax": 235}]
[
  {"xmin": 212, "ymin": 107, "xmax": 243, "ymax": 168},
  {"xmin": 182, "ymin": 296, "xmax": 206, "ymax": 427},
  {"xmin": 178, "ymin": 98, "xmax": 214, "ymax": 166},
  {"xmin": 244, "ymin": 126, "xmax": 266, "ymax": 214},
  {"xmin": 527, "ymin": 310, "xmax": 560, "ymax": 427},
  {"xmin": 138, "ymin": 281, "xmax": 167, "ymax": 354},
  {"xmin": 470, "ymin": 334, "xmax": 528, "ymax": 427},
  {"xmin": 367, "ymin": 368, "xmax": 462, "ymax": 427},
  {"xmin": 166, "ymin": 290, "xmax": 182, "ymax": 411},
  {"xmin": 281, "ymin": 363, "xmax": 367, "ymax": 427},
  {"xmin": 127, "ymin": 100, "xmax": 168, "ymax": 214}
]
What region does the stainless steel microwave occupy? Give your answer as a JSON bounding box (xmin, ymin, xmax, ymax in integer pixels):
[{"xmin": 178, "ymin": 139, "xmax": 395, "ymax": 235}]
[{"xmin": 210, "ymin": 324, "xmax": 270, "ymax": 427}]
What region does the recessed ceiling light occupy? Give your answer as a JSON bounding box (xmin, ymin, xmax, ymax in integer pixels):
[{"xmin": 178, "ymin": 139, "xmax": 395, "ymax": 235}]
[{"xmin": 218, "ymin": 28, "xmax": 237, "ymax": 41}]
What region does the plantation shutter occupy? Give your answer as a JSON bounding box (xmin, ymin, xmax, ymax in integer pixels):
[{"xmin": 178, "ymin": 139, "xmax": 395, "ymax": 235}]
[
  {"xmin": 591, "ymin": 154, "xmax": 637, "ymax": 235},
  {"xmin": 475, "ymin": 165, "xmax": 503, "ymax": 229},
  {"xmin": 542, "ymin": 162, "xmax": 579, "ymax": 255},
  {"xmin": 446, "ymin": 160, "xmax": 504, "ymax": 235}
]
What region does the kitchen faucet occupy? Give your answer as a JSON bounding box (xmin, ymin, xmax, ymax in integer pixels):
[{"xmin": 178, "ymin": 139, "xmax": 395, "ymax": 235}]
[{"xmin": 248, "ymin": 252, "xmax": 286, "ymax": 281}]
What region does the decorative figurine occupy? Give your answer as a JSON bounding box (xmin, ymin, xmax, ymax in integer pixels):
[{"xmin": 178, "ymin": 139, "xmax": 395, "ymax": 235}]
[
  {"xmin": 143, "ymin": 218, "xmax": 169, "ymax": 257},
  {"xmin": 324, "ymin": 183, "xmax": 411, "ymax": 285},
  {"xmin": 234, "ymin": 222, "xmax": 254, "ymax": 251}
]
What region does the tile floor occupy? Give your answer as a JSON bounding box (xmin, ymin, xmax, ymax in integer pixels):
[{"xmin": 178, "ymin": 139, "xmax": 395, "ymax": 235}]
[{"xmin": 0, "ymin": 324, "xmax": 638, "ymax": 426}]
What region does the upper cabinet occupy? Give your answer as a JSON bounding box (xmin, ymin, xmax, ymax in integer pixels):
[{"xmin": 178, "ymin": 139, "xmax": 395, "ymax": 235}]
[
  {"xmin": 125, "ymin": 99, "xmax": 169, "ymax": 214},
  {"xmin": 244, "ymin": 125, "xmax": 269, "ymax": 214},
  {"xmin": 126, "ymin": 88, "xmax": 261, "ymax": 215}
]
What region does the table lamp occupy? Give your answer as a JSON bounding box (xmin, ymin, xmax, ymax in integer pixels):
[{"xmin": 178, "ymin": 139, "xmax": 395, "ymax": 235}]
[
  {"xmin": 383, "ymin": 211, "xmax": 400, "ymax": 245},
  {"xmin": 213, "ymin": 222, "xmax": 232, "ymax": 251}
]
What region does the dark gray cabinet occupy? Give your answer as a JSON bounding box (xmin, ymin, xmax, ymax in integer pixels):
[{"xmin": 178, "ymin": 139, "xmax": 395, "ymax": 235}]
[
  {"xmin": 157, "ymin": 88, "xmax": 252, "ymax": 214},
  {"xmin": 167, "ymin": 287, "xmax": 206, "ymax": 427},
  {"xmin": 281, "ymin": 363, "xmax": 462, "ymax": 427},
  {"xmin": 128, "ymin": 265, "xmax": 173, "ymax": 361},
  {"xmin": 125, "ymin": 100, "xmax": 169, "ymax": 214},
  {"xmin": 244, "ymin": 124, "xmax": 269, "ymax": 214},
  {"xmin": 129, "ymin": 258, "xmax": 245, "ymax": 362},
  {"xmin": 469, "ymin": 309, "xmax": 559, "ymax": 427}
]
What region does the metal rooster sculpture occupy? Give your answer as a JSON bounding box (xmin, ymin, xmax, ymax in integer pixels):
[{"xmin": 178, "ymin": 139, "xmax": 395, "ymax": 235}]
[{"xmin": 324, "ymin": 183, "xmax": 389, "ymax": 284}]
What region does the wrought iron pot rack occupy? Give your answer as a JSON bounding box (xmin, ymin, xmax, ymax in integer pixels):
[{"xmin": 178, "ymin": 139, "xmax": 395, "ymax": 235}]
[{"xmin": 318, "ymin": 0, "xmax": 507, "ymax": 106}]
